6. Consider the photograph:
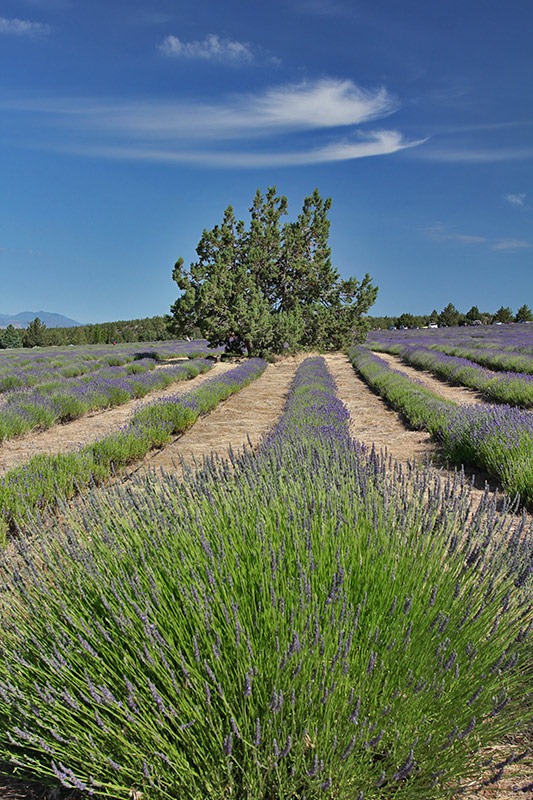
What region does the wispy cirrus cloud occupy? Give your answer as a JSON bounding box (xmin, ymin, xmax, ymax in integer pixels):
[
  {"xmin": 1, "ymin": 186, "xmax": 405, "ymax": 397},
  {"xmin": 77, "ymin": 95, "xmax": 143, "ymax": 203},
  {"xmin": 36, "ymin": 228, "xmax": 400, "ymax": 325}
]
[
  {"xmin": 2, "ymin": 78, "xmax": 424, "ymax": 167},
  {"xmin": 159, "ymin": 33, "xmax": 257, "ymax": 63},
  {"xmin": 0, "ymin": 16, "xmax": 50, "ymax": 36},
  {"xmin": 492, "ymin": 238, "xmax": 532, "ymax": 251},
  {"xmin": 425, "ymin": 224, "xmax": 531, "ymax": 252},
  {"xmin": 504, "ymin": 192, "xmax": 527, "ymax": 207},
  {"xmin": 65, "ymin": 129, "xmax": 414, "ymax": 168},
  {"xmin": 425, "ymin": 225, "xmax": 487, "ymax": 246},
  {"xmin": 419, "ymin": 146, "xmax": 533, "ymax": 163},
  {"xmin": 417, "ymin": 132, "xmax": 533, "ymax": 164},
  {"xmin": 409, "ymin": 119, "xmax": 533, "ymax": 163}
]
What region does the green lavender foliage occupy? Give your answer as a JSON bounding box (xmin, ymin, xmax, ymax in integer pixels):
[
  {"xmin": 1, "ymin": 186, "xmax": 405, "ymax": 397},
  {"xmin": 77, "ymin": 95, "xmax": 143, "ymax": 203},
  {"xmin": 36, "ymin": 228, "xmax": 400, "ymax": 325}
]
[
  {"xmin": 348, "ymin": 346, "xmax": 533, "ymax": 506},
  {"xmin": 347, "ymin": 345, "xmax": 454, "ymax": 435},
  {"xmin": 0, "ymin": 359, "xmax": 267, "ymax": 544},
  {"xmin": 426, "ymin": 342, "xmax": 533, "ymax": 375},
  {"xmin": 0, "ymin": 358, "xmax": 531, "ymax": 799},
  {"xmin": 368, "ymin": 342, "xmax": 533, "ymax": 407}
]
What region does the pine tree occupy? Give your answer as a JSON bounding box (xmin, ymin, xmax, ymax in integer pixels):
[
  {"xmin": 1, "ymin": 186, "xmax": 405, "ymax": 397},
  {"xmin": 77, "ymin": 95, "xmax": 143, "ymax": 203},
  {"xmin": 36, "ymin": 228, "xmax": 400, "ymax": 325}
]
[
  {"xmin": 0, "ymin": 324, "xmax": 23, "ymax": 349},
  {"xmin": 170, "ymin": 187, "xmax": 378, "ymax": 356}
]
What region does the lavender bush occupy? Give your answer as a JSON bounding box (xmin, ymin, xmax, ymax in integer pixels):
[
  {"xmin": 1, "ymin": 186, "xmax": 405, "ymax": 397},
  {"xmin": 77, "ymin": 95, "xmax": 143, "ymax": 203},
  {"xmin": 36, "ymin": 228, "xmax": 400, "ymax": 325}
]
[
  {"xmin": 0, "ymin": 339, "xmax": 220, "ymax": 395},
  {"xmin": 368, "ymin": 323, "xmax": 533, "ymax": 350},
  {"xmin": 441, "ymin": 403, "xmax": 533, "ymax": 505},
  {"xmin": 0, "ymin": 357, "xmax": 531, "ymax": 799},
  {"xmin": 368, "ymin": 325, "xmax": 533, "ymax": 374}
]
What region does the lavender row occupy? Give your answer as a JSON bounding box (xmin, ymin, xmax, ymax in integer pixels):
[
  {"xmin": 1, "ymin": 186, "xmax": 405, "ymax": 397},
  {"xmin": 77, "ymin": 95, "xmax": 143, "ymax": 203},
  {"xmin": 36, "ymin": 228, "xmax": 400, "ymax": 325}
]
[
  {"xmin": 426, "ymin": 340, "xmax": 533, "ymax": 375},
  {"xmin": 370, "ymin": 341, "xmax": 533, "ymax": 407},
  {"xmin": 0, "ymin": 356, "xmax": 530, "ymax": 798},
  {"xmin": 369, "ymin": 323, "xmax": 533, "ymax": 355},
  {"xmin": 0, "ymin": 358, "xmax": 267, "ymax": 542},
  {"xmin": 0, "ymin": 359, "xmax": 217, "ymax": 444},
  {"xmin": 349, "ymin": 346, "xmax": 533, "ymax": 506},
  {"xmin": 0, "ymin": 339, "xmax": 218, "ymax": 393}
]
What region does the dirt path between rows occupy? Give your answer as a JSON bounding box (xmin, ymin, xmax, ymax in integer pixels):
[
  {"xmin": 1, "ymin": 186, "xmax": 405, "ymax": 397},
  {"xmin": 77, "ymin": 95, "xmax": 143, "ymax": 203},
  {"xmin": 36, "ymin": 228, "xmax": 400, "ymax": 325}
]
[
  {"xmin": 325, "ymin": 353, "xmax": 436, "ymax": 463},
  {"xmin": 131, "ymin": 354, "xmax": 307, "ymax": 479},
  {"xmin": 373, "ymin": 351, "xmax": 484, "ymax": 404}
]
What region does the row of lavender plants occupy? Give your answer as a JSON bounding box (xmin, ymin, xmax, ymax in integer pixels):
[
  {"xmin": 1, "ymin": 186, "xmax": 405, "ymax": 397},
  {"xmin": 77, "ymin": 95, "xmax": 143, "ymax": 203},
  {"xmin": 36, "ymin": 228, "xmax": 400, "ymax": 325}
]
[
  {"xmin": 368, "ymin": 326, "xmax": 533, "ymax": 374},
  {"xmin": 349, "ymin": 346, "xmax": 533, "ymax": 506},
  {"xmin": 424, "ymin": 340, "xmax": 533, "ymax": 375},
  {"xmin": 368, "ymin": 340, "xmax": 533, "ymax": 407},
  {"xmin": 0, "ymin": 358, "xmax": 267, "ymax": 543},
  {"xmin": 0, "ymin": 350, "xmax": 158, "ymax": 393},
  {"xmin": 369, "ymin": 323, "xmax": 533, "ymax": 352},
  {"xmin": 0, "ymin": 359, "xmax": 217, "ymax": 443},
  {"xmin": 0, "ymin": 340, "xmax": 216, "ymax": 393},
  {"xmin": 0, "ymin": 357, "xmax": 531, "ymax": 798}
]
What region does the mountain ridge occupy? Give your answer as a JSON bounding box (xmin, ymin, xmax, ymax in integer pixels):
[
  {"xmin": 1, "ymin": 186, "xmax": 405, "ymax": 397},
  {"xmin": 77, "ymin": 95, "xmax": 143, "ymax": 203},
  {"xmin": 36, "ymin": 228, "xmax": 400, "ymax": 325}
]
[{"xmin": 0, "ymin": 311, "xmax": 82, "ymax": 328}]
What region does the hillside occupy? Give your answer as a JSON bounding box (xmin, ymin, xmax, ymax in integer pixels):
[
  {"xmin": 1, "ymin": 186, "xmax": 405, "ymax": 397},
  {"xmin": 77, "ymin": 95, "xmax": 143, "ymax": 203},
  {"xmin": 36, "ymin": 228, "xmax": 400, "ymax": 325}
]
[{"xmin": 0, "ymin": 311, "xmax": 81, "ymax": 328}]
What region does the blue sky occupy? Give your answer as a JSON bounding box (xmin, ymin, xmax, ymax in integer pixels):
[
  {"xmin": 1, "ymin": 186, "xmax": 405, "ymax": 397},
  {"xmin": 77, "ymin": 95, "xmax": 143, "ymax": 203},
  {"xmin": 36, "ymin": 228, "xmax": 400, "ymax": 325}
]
[{"xmin": 1, "ymin": 0, "xmax": 532, "ymax": 324}]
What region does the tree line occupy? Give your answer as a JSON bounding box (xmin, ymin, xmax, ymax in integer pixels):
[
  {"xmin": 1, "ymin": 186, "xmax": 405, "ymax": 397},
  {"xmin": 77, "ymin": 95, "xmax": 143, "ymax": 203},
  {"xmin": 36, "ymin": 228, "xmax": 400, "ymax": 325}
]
[
  {"xmin": 3, "ymin": 302, "xmax": 530, "ymax": 351},
  {"xmin": 370, "ymin": 303, "xmax": 533, "ymax": 330},
  {"xmin": 0, "ymin": 315, "xmax": 175, "ymax": 349}
]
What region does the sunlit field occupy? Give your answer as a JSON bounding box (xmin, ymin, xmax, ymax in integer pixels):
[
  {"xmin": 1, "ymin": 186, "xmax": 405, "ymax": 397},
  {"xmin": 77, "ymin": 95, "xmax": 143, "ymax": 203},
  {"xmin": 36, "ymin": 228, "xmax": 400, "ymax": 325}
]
[{"xmin": 0, "ymin": 334, "xmax": 531, "ymax": 799}]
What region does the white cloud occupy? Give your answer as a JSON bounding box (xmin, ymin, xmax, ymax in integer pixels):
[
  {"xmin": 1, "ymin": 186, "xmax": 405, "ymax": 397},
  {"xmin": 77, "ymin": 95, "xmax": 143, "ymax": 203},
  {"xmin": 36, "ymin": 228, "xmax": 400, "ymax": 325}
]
[
  {"xmin": 425, "ymin": 224, "xmax": 531, "ymax": 252},
  {"xmin": 1, "ymin": 78, "xmax": 424, "ymax": 167},
  {"xmin": 60, "ymin": 129, "xmax": 419, "ymax": 167},
  {"xmin": 425, "ymin": 225, "xmax": 487, "ymax": 245},
  {"xmin": 0, "ymin": 16, "xmax": 50, "ymax": 36},
  {"xmin": 9, "ymin": 79, "xmax": 399, "ymax": 138},
  {"xmin": 492, "ymin": 239, "xmax": 532, "ymax": 251},
  {"xmin": 249, "ymin": 79, "xmax": 396, "ymax": 128},
  {"xmin": 504, "ymin": 193, "xmax": 526, "ymax": 207},
  {"xmin": 159, "ymin": 33, "xmax": 254, "ymax": 62}
]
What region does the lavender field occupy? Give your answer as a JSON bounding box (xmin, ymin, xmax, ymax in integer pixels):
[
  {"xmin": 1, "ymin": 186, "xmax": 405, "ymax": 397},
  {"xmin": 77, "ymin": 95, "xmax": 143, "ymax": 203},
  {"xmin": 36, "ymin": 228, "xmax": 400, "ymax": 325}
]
[
  {"xmin": 0, "ymin": 357, "xmax": 531, "ymax": 799},
  {"xmin": 0, "ymin": 340, "xmax": 532, "ymax": 798},
  {"xmin": 368, "ymin": 323, "xmax": 533, "ymax": 377}
]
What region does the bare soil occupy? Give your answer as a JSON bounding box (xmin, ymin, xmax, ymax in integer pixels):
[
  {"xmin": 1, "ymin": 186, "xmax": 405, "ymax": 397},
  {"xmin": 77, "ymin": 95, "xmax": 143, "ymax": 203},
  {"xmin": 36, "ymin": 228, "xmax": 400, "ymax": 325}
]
[{"xmin": 0, "ymin": 352, "xmax": 531, "ymax": 797}]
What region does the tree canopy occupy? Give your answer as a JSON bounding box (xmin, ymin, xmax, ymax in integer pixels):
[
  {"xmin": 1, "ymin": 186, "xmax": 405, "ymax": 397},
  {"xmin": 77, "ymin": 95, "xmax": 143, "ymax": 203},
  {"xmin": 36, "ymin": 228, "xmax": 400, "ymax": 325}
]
[
  {"xmin": 515, "ymin": 304, "xmax": 533, "ymax": 323},
  {"xmin": 23, "ymin": 317, "xmax": 47, "ymax": 347},
  {"xmin": 493, "ymin": 305, "xmax": 514, "ymax": 324},
  {"xmin": 0, "ymin": 324, "xmax": 23, "ymax": 349},
  {"xmin": 438, "ymin": 303, "xmax": 461, "ymax": 328},
  {"xmin": 170, "ymin": 187, "xmax": 378, "ymax": 356}
]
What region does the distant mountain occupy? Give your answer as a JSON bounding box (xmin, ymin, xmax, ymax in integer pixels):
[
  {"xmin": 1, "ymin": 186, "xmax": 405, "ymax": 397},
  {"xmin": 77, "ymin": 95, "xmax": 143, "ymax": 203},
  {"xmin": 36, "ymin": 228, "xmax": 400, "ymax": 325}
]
[{"xmin": 0, "ymin": 311, "xmax": 82, "ymax": 329}]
